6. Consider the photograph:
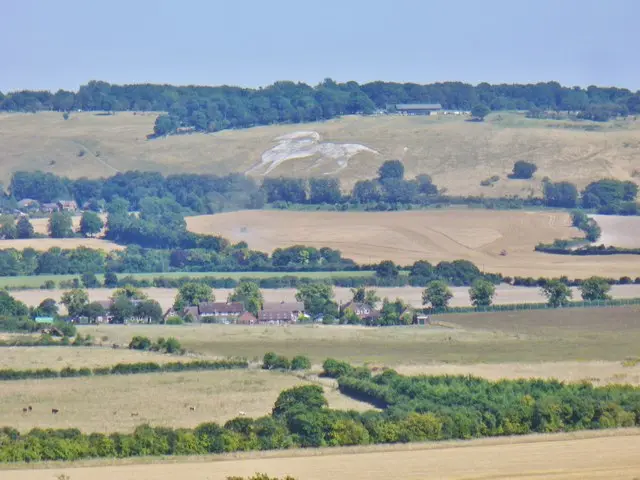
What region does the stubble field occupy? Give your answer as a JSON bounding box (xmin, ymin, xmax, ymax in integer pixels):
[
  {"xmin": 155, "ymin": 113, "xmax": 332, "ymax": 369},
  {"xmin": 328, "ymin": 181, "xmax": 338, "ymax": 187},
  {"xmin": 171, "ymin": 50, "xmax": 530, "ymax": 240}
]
[{"xmin": 186, "ymin": 209, "xmax": 640, "ymax": 277}]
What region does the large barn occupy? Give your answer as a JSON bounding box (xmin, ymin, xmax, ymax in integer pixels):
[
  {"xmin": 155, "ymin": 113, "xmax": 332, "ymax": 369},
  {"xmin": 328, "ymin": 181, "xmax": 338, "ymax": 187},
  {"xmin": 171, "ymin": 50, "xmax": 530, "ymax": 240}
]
[{"xmin": 395, "ymin": 103, "xmax": 443, "ymax": 115}]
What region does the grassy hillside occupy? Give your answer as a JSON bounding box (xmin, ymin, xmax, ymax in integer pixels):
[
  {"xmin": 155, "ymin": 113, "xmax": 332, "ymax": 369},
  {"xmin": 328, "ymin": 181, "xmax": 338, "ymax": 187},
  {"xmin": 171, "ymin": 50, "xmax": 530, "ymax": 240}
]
[{"xmin": 1, "ymin": 111, "xmax": 640, "ymax": 196}]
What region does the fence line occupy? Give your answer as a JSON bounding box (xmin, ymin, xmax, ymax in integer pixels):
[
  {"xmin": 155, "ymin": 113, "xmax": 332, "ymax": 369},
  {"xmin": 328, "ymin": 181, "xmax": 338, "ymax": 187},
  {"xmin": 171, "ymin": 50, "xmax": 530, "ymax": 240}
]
[{"xmin": 429, "ymin": 297, "xmax": 640, "ymax": 316}]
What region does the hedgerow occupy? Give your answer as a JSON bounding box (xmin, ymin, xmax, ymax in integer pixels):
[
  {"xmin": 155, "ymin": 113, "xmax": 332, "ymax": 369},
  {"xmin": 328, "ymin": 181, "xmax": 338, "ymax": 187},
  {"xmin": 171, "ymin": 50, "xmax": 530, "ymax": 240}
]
[{"xmin": 0, "ymin": 359, "xmax": 247, "ymax": 381}]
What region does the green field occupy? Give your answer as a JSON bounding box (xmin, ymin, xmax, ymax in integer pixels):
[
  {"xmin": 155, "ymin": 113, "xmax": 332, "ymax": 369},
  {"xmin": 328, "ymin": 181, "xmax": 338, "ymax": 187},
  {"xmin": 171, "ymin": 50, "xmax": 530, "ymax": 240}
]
[{"xmin": 0, "ymin": 270, "xmax": 375, "ymax": 289}]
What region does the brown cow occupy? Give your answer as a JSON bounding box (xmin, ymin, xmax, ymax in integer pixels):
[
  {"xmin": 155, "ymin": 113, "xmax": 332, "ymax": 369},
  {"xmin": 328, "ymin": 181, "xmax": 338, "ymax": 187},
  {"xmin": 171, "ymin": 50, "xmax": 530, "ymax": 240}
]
[{"xmin": 51, "ymin": 408, "xmax": 59, "ymax": 414}]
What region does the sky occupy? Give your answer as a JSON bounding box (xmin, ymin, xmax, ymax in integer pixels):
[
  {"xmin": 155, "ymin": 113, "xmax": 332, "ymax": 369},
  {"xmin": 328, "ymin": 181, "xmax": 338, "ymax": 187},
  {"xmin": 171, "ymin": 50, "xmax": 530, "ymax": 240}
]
[{"xmin": 2, "ymin": 0, "xmax": 639, "ymax": 93}]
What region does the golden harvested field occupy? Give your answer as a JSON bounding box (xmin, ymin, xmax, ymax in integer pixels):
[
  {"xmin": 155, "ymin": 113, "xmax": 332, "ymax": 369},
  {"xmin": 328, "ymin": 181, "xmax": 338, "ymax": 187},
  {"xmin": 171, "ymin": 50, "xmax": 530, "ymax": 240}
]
[
  {"xmin": 186, "ymin": 209, "xmax": 640, "ymax": 277},
  {"xmin": 5, "ymin": 430, "xmax": 640, "ymax": 480},
  {"xmin": 2, "ymin": 111, "xmax": 640, "ymax": 196},
  {"xmin": 80, "ymin": 306, "xmax": 640, "ymax": 364},
  {"xmin": 27, "ymin": 214, "xmax": 107, "ymax": 236},
  {"xmin": 0, "ymin": 346, "xmax": 184, "ymax": 369},
  {"xmin": 0, "ymin": 369, "xmax": 371, "ymax": 433},
  {"xmin": 0, "ymin": 237, "xmax": 122, "ymax": 251},
  {"xmin": 590, "ymin": 214, "xmax": 640, "ymax": 248}
]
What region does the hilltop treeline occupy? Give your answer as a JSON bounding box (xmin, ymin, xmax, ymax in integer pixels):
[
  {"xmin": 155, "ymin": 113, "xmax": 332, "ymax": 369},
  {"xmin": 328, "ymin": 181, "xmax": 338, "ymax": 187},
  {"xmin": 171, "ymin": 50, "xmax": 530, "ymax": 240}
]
[
  {"xmin": 1, "ymin": 79, "xmax": 639, "ymax": 135},
  {"xmin": 1, "ymin": 360, "xmax": 639, "ymax": 462}
]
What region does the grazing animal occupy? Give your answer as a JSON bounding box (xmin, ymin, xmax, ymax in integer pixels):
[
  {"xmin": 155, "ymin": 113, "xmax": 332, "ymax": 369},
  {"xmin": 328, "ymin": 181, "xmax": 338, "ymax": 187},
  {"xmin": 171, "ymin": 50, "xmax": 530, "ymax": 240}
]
[
  {"xmin": 28, "ymin": 406, "xmax": 32, "ymax": 412},
  {"xmin": 189, "ymin": 406, "xmax": 196, "ymax": 411},
  {"xmin": 131, "ymin": 412, "xmax": 139, "ymax": 417},
  {"xmin": 239, "ymin": 411, "xmax": 246, "ymax": 416},
  {"xmin": 22, "ymin": 407, "xmax": 28, "ymax": 414},
  {"xmin": 51, "ymin": 408, "xmax": 59, "ymax": 414}
]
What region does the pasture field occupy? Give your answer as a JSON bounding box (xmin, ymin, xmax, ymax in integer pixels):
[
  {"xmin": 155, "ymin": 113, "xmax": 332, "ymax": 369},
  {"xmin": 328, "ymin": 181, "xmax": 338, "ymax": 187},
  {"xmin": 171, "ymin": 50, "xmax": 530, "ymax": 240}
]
[
  {"xmin": 4, "ymin": 430, "xmax": 640, "ymax": 479},
  {"xmin": 0, "ymin": 369, "xmax": 371, "ymax": 433},
  {"xmin": 2, "ymin": 111, "xmax": 640, "ymax": 197},
  {"xmin": 0, "ymin": 346, "xmax": 181, "ymax": 370},
  {"xmin": 80, "ymin": 305, "xmax": 640, "ymax": 364},
  {"xmin": 186, "ymin": 209, "xmax": 640, "ymax": 277},
  {"xmin": 12, "ymin": 284, "xmax": 640, "ymax": 313}
]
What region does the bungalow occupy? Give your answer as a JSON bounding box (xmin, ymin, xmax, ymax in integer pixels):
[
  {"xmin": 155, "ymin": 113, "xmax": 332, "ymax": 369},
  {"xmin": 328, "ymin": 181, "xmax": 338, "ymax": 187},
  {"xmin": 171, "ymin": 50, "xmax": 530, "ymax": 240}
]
[
  {"xmin": 17, "ymin": 198, "xmax": 39, "ymax": 210},
  {"xmin": 258, "ymin": 301, "xmax": 305, "ymax": 324},
  {"xmin": 57, "ymin": 200, "xmax": 79, "ymax": 212},
  {"xmin": 198, "ymin": 302, "xmax": 245, "ymax": 323},
  {"xmin": 341, "ymin": 301, "xmax": 381, "ymax": 322},
  {"xmin": 236, "ymin": 311, "xmax": 258, "ymax": 325}
]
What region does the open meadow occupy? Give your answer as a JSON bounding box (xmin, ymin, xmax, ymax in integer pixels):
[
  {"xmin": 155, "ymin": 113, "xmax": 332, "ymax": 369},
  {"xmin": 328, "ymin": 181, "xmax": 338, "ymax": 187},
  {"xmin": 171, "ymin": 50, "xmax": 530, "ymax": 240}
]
[
  {"xmin": 2, "ymin": 111, "xmax": 640, "ymax": 196},
  {"xmin": 186, "ymin": 209, "xmax": 640, "ymax": 277},
  {"xmin": 0, "ymin": 367, "xmax": 370, "ymax": 433},
  {"xmin": 4, "ymin": 430, "xmax": 640, "ymax": 480},
  {"xmin": 79, "ymin": 305, "xmax": 640, "ymax": 364}
]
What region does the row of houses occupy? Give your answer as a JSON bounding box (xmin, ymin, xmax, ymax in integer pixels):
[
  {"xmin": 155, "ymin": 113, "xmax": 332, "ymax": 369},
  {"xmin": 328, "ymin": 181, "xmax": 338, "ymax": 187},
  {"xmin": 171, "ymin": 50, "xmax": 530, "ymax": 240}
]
[
  {"xmin": 171, "ymin": 301, "xmax": 306, "ymax": 325},
  {"xmin": 16, "ymin": 199, "xmax": 79, "ymax": 214}
]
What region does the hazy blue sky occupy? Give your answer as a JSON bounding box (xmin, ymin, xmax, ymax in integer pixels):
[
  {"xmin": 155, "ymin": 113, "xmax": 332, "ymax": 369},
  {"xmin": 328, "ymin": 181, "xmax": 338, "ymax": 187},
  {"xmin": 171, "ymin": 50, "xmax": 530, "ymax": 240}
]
[{"xmin": 3, "ymin": 0, "xmax": 639, "ymax": 92}]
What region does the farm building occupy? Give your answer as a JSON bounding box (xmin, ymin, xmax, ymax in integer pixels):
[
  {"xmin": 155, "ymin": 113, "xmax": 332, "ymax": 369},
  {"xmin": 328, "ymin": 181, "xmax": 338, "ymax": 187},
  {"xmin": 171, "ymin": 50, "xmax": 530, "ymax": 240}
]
[
  {"xmin": 395, "ymin": 103, "xmax": 442, "ymax": 115},
  {"xmin": 258, "ymin": 301, "xmax": 305, "ymax": 324},
  {"xmin": 341, "ymin": 301, "xmax": 381, "ymax": 322},
  {"xmin": 396, "ymin": 103, "xmax": 442, "ymax": 115}
]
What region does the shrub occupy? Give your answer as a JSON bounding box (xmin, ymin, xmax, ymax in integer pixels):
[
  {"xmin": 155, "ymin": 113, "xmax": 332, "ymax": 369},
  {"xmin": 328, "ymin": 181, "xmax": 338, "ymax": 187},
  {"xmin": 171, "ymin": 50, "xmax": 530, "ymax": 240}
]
[
  {"xmin": 165, "ymin": 316, "xmax": 184, "ymax": 325},
  {"xmin": 129, "ymin": 336, "xmax": 152, "ymax": 351},
  {"xmin": 263, "ymin": 352, "xmax": 290, "ymax": 370},
  {"xmin": 510, "ymin": 161, "xmax": 538, "ymax": 179},
  {"xmin": 291, "ymin": 355, "xmax": 311, "ymax": 371}
]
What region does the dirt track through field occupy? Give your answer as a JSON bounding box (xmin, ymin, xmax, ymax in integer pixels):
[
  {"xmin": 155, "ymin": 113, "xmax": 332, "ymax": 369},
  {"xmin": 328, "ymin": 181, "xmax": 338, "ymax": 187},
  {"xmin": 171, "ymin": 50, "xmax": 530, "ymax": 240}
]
[
  {"xmin": 5, "ymin": 430, "xmax": 640, "ymax": 480},
  {"xmin": 186, "ymin": 209, "xmax": 640, "ymax": 277}
]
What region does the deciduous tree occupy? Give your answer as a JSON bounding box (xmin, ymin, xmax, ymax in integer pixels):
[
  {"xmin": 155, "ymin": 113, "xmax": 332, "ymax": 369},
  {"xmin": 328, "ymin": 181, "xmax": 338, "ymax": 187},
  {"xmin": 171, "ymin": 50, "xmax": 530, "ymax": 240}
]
[{"xmin": 422, "ymin": 281, "xmax": 453, "ymax": 309}]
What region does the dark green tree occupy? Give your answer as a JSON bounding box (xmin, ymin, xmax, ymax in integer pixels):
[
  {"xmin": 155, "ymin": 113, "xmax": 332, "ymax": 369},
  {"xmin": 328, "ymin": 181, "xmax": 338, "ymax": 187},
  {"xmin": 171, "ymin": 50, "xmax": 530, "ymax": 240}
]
[
  {"xmin": 422, "ymin": 280, "xmax": 453, "ymax": 309},
  {"xmin": 272, "ymin": 385, "xmax": 327, "ymax": 417},
  {"xmin": 469, "ymin": 279, "xmax": 496, "ymax": 307},
  {"xmin": 375, "ymin": 260, "xmax": 399, "ymax": 278},
  {"xmin": 80, "ymin": 211, "xmax": 104, "ymax": 237},
  {"xmin": 579, "ymin": 276, "xmax": 611, "ymax": 301},
  {"xmin": 109, "ymin": 296, "xmax": 135, "ymax": 323},
  {"xmin": 510, "ymin": 161, "xmax": 538, "ymax": 179},
  {"xmin": 16, "ymin": 216, "xmax": 34, "ymax": 239},
  {"xmin": 104, "ymin": 271, "xmax": 118, "ymax": 288},
  {"xmin": 135, "ymin": 299, "xmax": 163, "ymax": 323},
  {"xmin": 541, "ymin": 280, "xmax": 573, "ymax": 307},
  {"xmin": 471, "ymin": 104, "xmax": 490, "ymax": 120},
  {"xmin": 229, "ymin": 281, "xmax": 263, "ymax": 316},
  {"xmin": 378, "ymin": 160, "xmax": 405, "ymax": 181},
  {"xmin": 543, "ymin": 181, "xmax": 578, "ymax": 208},
  {"xmin": 81, "ymin": 272, "xmax": 100, "ymax": 288},
  {"xmin": 60, "ymin": 289, "xmax": 89, "ymax": 317},
  {"xmin": 48, "ymin": 211, "xmax": 74, "ymax": 238},
  {"xmin": 0, "ymin": 215, "xmax": 17, "ymax": 239},
  {"xmin": 82, "ymin": 301, "xmax": 106, "ymax": 322},
  {"xmin": 295, "ymin": 283, "xmax": 338, "ymax": 317}
]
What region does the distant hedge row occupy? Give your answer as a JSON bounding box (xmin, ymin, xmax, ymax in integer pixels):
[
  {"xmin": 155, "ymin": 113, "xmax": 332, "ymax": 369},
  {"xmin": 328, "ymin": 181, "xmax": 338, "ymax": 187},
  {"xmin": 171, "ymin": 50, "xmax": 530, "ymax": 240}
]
[{"xmin": 0, "ymin": 359, "xmax": 248, "ymax": 381}]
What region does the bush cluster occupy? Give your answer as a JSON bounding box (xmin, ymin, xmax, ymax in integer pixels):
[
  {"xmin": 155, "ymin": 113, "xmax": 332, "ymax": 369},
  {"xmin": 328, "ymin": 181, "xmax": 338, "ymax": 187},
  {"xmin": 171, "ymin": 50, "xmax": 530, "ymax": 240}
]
[
  {"xmin": 129, "ymin": 336, "xmax": 183, "ymax": 354},
  {"xmin": 263, "ymin": 353, "xmax": 311, "ymax": 371}
]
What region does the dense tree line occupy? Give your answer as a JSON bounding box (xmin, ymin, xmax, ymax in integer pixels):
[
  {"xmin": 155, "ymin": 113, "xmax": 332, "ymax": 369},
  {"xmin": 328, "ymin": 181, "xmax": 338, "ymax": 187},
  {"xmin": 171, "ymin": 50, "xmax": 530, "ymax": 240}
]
[
  {"xmin": 542, "ymin": 178, "xmax": 638, "ymax": 213},
  {"xmin": 2, "ymin": 80, "xmax": 639, "ymax": 136},
  {"xmin": 1, "ymin": 360, "xmax": 639, "ymax": 462}
]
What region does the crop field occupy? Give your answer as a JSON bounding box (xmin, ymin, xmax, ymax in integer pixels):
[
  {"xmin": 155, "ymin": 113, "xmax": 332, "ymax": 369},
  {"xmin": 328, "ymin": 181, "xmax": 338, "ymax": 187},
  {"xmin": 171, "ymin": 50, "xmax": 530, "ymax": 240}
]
[
  {"xmin": 2, "ymin": 111, "xmax": 640, "ymax": 196},
  {"xmin": 186, "ymin": 209, "xmax": 640, "ymax": 277},
  {"xmin": 79, "ymin": 305, "xmax": 640, "ymax": 364},
  {"xmin": 0, "ymin": 368, "xmax": 371, "ymax": 433},
  {"xmin": 11, "ymin": 284, "xmax": 640, "ymax": 314},
  {"xmin": 4, "ymin": 430, "xmax": 640, "ymax": 480}
]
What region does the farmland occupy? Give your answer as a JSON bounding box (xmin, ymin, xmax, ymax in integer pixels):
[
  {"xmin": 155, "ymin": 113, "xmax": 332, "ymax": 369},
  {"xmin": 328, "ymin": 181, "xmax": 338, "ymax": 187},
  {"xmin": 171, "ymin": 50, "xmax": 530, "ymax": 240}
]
[
  {"xmin": 2, "ymin": 111, "xmax": 640, "ymax": 197},
  {"xmin": 186, "ymin": 209, "xmax": 640, "ymax": 277},
  {"xmin": 3, "ymin": 430, "xmax": 640, "ymax": 480},
  {"xmin": 11, "ymin": 284, "xmax": 640, "ymax": 314},
  {"xmin": 79, "ymin": 305, "xmax": 640, "ymax": 364},
  {"xmin": 0, "ymin": 238, "xmax": 122, "ymax": 252},
  {"xmin": 0, "ymin": 368, "xmax": 370, "ymax": 433},
  {"xmin": 590, "ymin": 214, "xmax": 640, "ymax": 248}
]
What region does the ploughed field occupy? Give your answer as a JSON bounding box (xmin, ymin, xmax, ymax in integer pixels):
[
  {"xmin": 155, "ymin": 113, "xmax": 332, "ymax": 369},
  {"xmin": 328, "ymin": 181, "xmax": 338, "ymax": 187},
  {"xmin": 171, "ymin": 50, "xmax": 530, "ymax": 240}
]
[
  {"xmin": 4, "ymin": 430, "xmax": 640, "ymax": 480},
  {"xmin": 186, "ymin": 209, "xmax": 640, "ymax": 277}
]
